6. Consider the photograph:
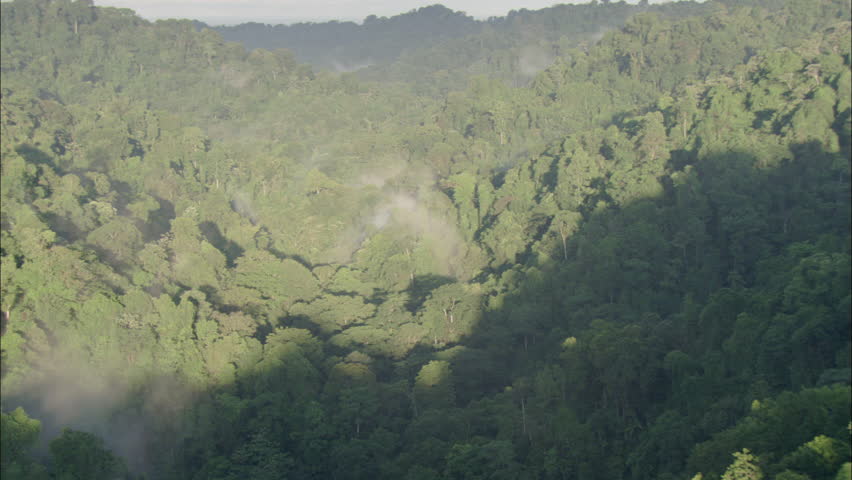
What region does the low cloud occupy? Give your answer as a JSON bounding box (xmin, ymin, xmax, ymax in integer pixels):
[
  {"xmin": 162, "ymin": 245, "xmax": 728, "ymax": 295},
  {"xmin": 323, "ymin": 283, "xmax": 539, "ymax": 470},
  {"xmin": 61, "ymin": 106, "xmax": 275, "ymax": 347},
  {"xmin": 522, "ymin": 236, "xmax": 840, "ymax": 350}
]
[
  {"xmin": 2, "ymin": 351, "xmax": 195, "ymax": 474},
  {"xmin": 518, "ymin": 45, "xmax": 555, "ymax": 77},
  {"xmin": 331, "ymin": 165, "xmax": 467, "ymax": 277}
]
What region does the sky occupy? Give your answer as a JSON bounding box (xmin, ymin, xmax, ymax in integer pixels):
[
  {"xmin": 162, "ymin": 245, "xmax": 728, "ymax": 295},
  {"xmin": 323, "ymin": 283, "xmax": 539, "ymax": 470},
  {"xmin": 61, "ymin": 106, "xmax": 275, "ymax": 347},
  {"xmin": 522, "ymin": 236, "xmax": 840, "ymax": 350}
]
[{"xmin": 92, "ymin": 1, "xmax": 665, "ymax": 25}]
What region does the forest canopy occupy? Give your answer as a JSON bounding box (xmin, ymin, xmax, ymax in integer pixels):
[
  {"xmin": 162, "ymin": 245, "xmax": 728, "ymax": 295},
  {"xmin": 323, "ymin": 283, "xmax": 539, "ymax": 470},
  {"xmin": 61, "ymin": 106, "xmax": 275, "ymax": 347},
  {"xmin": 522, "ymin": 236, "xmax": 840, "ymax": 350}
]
[{"xmin": 0, "ymin": 0, "xmax": 850, "ymax": 479}]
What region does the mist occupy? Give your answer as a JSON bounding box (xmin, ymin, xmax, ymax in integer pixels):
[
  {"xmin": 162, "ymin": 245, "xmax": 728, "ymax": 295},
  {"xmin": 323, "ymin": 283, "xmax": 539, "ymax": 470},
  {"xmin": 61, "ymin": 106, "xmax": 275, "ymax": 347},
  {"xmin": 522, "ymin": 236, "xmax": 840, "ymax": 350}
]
[
  {"xmin": 329, "ymin": 166, "xmax": 467, "ymax": 278},
  {"xmin": 517, "ymin": 45, "xmax": 555, "ymax": 78},
  {"xmin": 1, "ymin": 350, "xmax": 196, "ymax": 474}
]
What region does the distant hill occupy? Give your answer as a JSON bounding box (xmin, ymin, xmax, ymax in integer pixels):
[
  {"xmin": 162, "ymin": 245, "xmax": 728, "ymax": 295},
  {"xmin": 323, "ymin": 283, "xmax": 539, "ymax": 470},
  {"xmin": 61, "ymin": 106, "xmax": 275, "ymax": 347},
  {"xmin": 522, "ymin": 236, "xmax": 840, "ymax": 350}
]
[
  {"xmin": 208, "ymin": 5, "xmax": 479, "ymax": 70},
  {"xmin": 208, "ymin": 2, "xmax": 713, "ymax": 93},
  {"xmin": 1, "ymin": 1, "xmax": 849, "ymax": 479}
]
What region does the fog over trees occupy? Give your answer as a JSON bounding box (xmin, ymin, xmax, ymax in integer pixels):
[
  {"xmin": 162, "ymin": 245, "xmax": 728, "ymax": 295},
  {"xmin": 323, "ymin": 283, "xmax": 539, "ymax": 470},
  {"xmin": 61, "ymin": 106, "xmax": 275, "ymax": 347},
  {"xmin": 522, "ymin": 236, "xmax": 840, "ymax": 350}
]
[{"xmin": 1, "ymin": 0, "xmax": 850, "ymax": 479}]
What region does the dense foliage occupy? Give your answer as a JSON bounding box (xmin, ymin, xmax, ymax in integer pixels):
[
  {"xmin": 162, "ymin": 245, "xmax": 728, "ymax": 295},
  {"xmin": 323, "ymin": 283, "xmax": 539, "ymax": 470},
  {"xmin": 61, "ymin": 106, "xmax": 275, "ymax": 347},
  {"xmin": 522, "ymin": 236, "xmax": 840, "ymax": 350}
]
[
  {"xmin": 1, "ymin": 0, "xmax": 850, "ymax": 479},
  {"xmin": 211, "ymin": 2, "xmax": 710, "ymax": 94}
]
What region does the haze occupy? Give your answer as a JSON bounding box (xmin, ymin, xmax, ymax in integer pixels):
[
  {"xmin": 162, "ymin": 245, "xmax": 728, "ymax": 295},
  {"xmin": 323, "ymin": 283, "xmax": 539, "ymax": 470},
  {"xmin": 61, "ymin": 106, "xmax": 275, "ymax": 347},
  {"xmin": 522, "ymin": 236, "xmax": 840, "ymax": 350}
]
[{"xmin": 93, "ymin": 0, "xmax": 675, "ymax": 24}]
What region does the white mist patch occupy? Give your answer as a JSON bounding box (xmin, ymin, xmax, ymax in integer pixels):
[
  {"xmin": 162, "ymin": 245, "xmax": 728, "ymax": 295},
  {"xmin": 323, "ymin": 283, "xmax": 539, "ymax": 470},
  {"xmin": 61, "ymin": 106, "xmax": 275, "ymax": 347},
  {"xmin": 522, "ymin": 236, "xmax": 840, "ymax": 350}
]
[
  {"xmin": 330, "ymin": 58, "xmax": 375, "ymax": 73},
  {"xmin": 370, "ymin": 192, "xmax": 465, "ymax": 275},
  {"xmin": 231, "ymin": 191, "xmax": 258, "ymax": 224},
  {"xmin": 331, "ymin": 164, "xmax": 470, "ymax": 277},
  {"xmin": 518, "ymin": 45, "xmax": 555, "ymax": 78},
  {"xmin": 357, "ymin": 164, "xmax": 406, "ymax": 189},
  {"xmin": 589, "ymin": 26, "xmax": 614, "ymax": 44},
  {"xmin": 371, "ymin": 208, "xmax": 392, "ymax": 229},
  {"xmin": 2, "ymin": 352, "xmax": 195, "ymax": 475},
  {"xmin": 219, "ymin": 63, "xmax": 252, "ymax": 89}
]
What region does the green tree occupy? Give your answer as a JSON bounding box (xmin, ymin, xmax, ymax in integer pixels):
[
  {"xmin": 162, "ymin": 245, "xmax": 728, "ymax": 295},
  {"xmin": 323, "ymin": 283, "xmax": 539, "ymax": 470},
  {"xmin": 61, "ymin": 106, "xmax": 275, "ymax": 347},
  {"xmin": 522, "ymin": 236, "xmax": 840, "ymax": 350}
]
[
  {"xmin": 289, "ymin": 294, "xmax": 376, "ymax": 334},
  {"xmin": 49, "ymin": 428, "xmax": 127, "ymax": 480},
  {"xmin": 445, "ymin": 440, "xmax": 525, "ymax": 480},
  {"xmin": 414, "ymin": 360, "xmax": 455, "ymax": 412},
  {"xmin": 721, "ymin": 449, "xmax": 763, "ymax": 480},
  {"xmin": 0, "ymin": 408, "xmax": 48, "ymax": 479},
  {"xmin": 232, "ymin": 250, "xmax": 320, "ymax": 307}
]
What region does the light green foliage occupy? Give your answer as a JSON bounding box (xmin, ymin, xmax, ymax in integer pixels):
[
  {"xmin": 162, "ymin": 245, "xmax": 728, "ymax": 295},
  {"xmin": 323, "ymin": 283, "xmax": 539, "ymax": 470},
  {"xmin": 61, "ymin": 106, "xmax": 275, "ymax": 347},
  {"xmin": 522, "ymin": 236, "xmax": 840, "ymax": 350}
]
[
  {"xmin": 126, "ymin": 193, "xmax": 161, "ymax": 223},
  {"xmin": 418, "ymin": 283, "xmax": 483, "ymax": 346},
  {"xmin": 355, "ymin": 229, "xmax": 417, "ymax": 291},
  {"xmin": 0, "ymin": 0, "xmax": 850, "ymax": 478},
  {"xmin": 304, "ymin": 168, "xmax": 341, "ymax": 195},
  {"xmin": 721, "ymin": 449, "xmax": 763, "ymax": 480},
  {"xmin": 414, "ymin": 360, "xmax": 455, "ymax": 410},
  {"xmin": 326, "ymin": 361, "xmax": 377, "ymax": 399},
  {"xmin": 205, "ymin": 332, "xmax": 262, "ymax": 384},
  {"xmin": 327, "ymin": 267, "xmax": 377, "ymax": 297},
  {"xmin": 329, "ymin": 326, "xmax": 393, "ymax": 357},
  {"xmin": 168, "ymin": 215, "xmax": 227, "ymax": 289},
  {"xmin": 549, "ymin": 210, "xmax": 582, "ymax": 260},
  {"xmin": 85, "ymin": 216, "xmax": 143, "ymax": 266},
  {"xmin": 448, "ymin": 172, "xmax": 479, "ymax": 240},
  {"xmin": 289, "ymin": 294, "xmax": 376, "ymax": 334},
  {"xmin": 774, "ymin": 471, "xmax": 812, "ymax": 480},
  {"xmin": 784, "ymin": 86, "xmax": 840, "ymax": 150},
  {"xmin": 696, "ymin": 85, "xmax": 753, "ymax": 152},
  {"xmin": 479, "ymin": 209, "xmax": 530, "ymax": 266},
  {"xmin": 638, "ymin": 110, "xmax": 669, "ymax": 161},
  {"xmin": 554, "ymin": 136, "xmax": 606, "ymax": 211},
  {"xmin": 0, "ymin": 408, "xmax": 44, "ymax": 478},
  {"xmin": 687, "ymin": 387, "xmax": 851, "ymax": 478},
  {"xmin": 253, "ymin": 329, "xmax": 322, "ymax": 399},
  {"xmin": 388, "ymin": 322, "xmax": 429, "ymax": 359},
  {"xmin": 232, "ymin": 251, "xmax": 320, "ymax": 305},
  {"xmin": 265, "ymin": 327, "xmax": 324, "ymax": 364},
  {"xmin": 778, "ymin": 435, "xmax": 850, "ymax": 480}
]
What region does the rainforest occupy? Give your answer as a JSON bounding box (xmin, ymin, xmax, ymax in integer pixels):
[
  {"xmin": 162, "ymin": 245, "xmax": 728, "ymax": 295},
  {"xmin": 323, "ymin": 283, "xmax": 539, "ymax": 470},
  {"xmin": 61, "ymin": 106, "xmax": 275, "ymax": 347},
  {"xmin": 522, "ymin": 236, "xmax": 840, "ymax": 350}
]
[{"xmin": 1, "ymin": 0, "xmax": 850, "ymax": 479}]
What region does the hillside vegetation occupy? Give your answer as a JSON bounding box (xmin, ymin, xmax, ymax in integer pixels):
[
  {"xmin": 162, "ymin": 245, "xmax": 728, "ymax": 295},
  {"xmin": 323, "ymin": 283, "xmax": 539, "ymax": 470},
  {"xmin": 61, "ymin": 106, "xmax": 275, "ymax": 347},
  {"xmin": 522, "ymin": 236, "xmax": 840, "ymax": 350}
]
[{"xmin": 1, "ymin": 0, "xmax": 850, "ymax": 479}]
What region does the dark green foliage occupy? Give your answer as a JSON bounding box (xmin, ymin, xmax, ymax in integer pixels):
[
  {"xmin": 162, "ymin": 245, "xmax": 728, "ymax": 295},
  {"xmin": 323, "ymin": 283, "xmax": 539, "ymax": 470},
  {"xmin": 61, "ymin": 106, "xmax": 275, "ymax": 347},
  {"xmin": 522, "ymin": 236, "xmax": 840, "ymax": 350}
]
[
  {"xmin": 1, "ymin": 0, "xmax": 850, "ymax": 479},
  {"xmin": 49, "ymin": 428, "xmax": 127, "ymax": 480}
]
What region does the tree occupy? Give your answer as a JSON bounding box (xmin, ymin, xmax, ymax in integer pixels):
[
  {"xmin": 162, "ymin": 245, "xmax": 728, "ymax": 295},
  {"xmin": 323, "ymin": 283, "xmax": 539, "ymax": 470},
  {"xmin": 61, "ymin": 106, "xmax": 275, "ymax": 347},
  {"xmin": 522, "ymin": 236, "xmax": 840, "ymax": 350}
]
[
  {"xmin": 448, "ymin": 172, "xmax": 479, "ymax": 240},
  {"xmin": 336, "ymin": 385, "xmax": 381, "ymax": 437},
  {"xmin": 305, "ymin": 168, "xmax": 341, "ymax": 195},
  {"xmin": 778, "ymin": 435, "xmax": 849, "ymax": 480},
  {"xmin": 637, "ymin": 111, "xmax": 668, "ymax": 163},
  {"xmin": 220, "ymin": 431, "xmax": 295, "ymax": 480},
  {"xmin": 444, "ymin": 440, "xmax": 524, "ymax": 480},
  {"xmin": 289, "ymin": 294, "xmax": 376, "ymax": 334},
  {"xmin": 168, "ymin": 214, "xmax": 227, "ymax": 289},
  {"xmin": 1, "ymin": 408, "xmax": 47, "ymax": 479},
  {"xmin": 835, "ymin": 463, "xmax": 851, "ymax": 480},
  {"xmin": 232, "ymin": 250, "xmax": 320, "ymax": 306},
  {"xmin": 414, "ymin": 360, "xmax": 455, "ymax": 411},
  {"xmin": 721, "ymin": 449, "xmax": 763, "ymax": 480},
  {"xmin": 85, "ymin": 216, "xmax": 143, "ymax": 266},
  {"xmin": 551, "ymin": 210, "xmax": 582, "ymax": 260},
  {"xmin": 49, "ymin": 428, "xmax": 127, "ymax": 480}
]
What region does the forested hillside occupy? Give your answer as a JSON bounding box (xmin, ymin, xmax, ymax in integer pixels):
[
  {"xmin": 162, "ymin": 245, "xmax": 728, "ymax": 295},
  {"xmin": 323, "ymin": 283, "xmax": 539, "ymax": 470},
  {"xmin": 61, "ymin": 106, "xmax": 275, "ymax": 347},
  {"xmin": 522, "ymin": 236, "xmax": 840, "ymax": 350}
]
[
  {"xmin": 210, "ymin": 2, "xmax": 710, "ymax": 93},
  {"xmin": 1, "ymin": 0, "xmax": 850, "ymax": 479}
]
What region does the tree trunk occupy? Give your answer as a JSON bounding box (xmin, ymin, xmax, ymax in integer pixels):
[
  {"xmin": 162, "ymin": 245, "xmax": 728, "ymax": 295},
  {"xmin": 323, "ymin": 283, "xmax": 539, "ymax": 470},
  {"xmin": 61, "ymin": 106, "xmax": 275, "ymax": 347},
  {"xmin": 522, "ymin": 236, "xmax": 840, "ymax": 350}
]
[
  {"xmin": 521, "ymin": 397, "xmax": 532, "ymax": 443},
  {"xmin": 411, "ymin": 391, "xmax": 419, "ymax": 418}
]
